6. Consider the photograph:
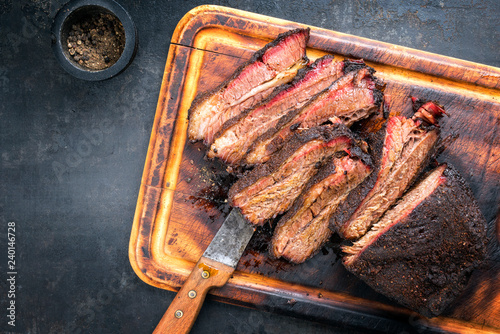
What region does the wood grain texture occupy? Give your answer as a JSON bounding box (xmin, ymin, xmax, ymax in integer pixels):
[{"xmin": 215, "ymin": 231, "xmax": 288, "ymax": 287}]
[{"xmin": 129, "ymin": 5, "xmax": 500, "ymax": 333}]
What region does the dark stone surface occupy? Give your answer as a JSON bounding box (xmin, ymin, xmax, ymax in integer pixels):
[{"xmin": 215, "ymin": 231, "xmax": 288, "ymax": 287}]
[{"xmin": 0, "ymin": 0, "xmax": 498, "ymax": 333}]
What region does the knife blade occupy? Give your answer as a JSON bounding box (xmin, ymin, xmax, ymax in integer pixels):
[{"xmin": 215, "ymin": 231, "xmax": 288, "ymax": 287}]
[{"xmin": 153, "ymin": 209, "xmax": 255, "ymax": 334}]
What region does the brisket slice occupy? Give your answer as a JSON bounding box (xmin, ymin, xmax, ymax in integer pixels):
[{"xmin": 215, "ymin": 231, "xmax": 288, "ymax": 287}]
[
  {"xmin": 228, "ymin": 124, "xmax": 360, "ymax": 225},
  {"xmin": 337, "ymin": 101, "xmax": 445, "ymax": 240},
  {"xmin": 342, "ymin": 164, "xmax": 487, "ymax": 317},
  {"xmin": 188, "ymin": 28, "xmax": 310, "ymax": 144},
  {"xmin": 330, "ymin": 125, "xmax": 385, "ymax": 233},
  {"xmin": 245, "ymin": 64, "xmax": 383, "ymax": 165},
  {"xmin": 271, "ymin": 154, "xmax": 372, "ymax": 264},
  {"xmin": 207, "ymin": 56, "xmax": 345, "ymax": 165}
]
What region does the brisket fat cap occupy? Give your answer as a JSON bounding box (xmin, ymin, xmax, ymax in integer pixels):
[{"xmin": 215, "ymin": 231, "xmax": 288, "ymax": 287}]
[
  {"xmin": 244, "ymin": 63, "xmax": 384, "ymax": 166},
  {"xmin": 342, "ymin": 164, "xmax": 487, "ymax": 318},
  {"xmin": 188, "ymin": 28, "xmax": 310, "ymax": 145},
  {"xmin": 271, "ymin": 154, "xmax": 372, "ymax": 264},
  {"xmin": 338, "ymin": 113, "xmax": 441, "ymax": 240},
  {"xmin": 207, "ymin": 55, "xmax": 345, "ymax": 166},
  {"xmin": 228, "ymin": 124, "xmax": 360, "ymax": 226}
]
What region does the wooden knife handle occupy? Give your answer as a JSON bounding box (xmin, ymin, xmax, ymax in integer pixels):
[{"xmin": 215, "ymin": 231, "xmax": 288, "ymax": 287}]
[{"xmin": 153, "ymin": 256, "xmax": 234, "ymax": 334}]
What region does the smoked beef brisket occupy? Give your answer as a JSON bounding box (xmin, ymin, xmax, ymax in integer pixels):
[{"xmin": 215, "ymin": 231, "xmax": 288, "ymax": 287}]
[
  {"xmin": 208, "ymin": 55, "xmax": 345, "ymax": 165},
  {"xmin": 185, "ymin": 23, "xmax": 488, "ymax": 319},
  {"xmin": 271, "ymin": 154, "xmax": 372, "ymax": 263},
  {"xmin": 245, "ymin": 63, "xmax": 383, "ymax": 165},
  {"xmin": 188, "ymin": 28, "xmax": 309, "ymax": 144},
  {"xmin": 337, "ymin": 101, "xmax": 445, "ymax": 240},
  {"xmin": 228, "ymin": 124, "xmax": 362, "ymax": 225},
  {"xmin": 342, "ymin": 164, "xmax": 487, "ymax": 317}
]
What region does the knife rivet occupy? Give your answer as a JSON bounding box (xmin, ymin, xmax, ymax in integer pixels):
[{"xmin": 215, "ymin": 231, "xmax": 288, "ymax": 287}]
[
  {"xmin": 174, "ymin": 310, "xmax": 183, "ymax": 318},
  {"xmin": 188, "ymin": 290, "xmax": 197, "ymax": 298},
  {"xmin": 201, "ymin": 270, "xmax": 210, "ymax": 279}
]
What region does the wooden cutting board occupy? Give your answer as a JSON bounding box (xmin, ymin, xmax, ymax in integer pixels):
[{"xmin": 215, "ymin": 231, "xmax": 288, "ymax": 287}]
[{"xmin": 129, "ymin": 5, "xmax": 500, "ymax": 333}]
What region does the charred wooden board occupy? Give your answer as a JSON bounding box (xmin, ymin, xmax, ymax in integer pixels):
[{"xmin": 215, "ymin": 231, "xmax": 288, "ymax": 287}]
[{"xmin": 129, "ymin": 5, "xmax": 500, "ymax": 333}]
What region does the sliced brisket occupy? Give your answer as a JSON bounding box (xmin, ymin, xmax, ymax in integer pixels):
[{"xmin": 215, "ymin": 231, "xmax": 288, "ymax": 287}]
[
  {"xmin": 188, "ymin": 28, "xmax": 310, "ymax": 144},
  {"xmin": 207, "ymin": 55, "xmax": 345, "ymax": 165},
  {"xmin": 271, "ymin": 154, "xmax": 372, "ymax": 264},
  {"xmin": 245, "ymin": 64, "xmax": 383, "ymax": 165},
  {"xmin": 228, "ymin": 124, "xmax": 359, "ymax": 225},
  {"xmin": 337, "ymin": 101, "xmax": 445, "ymax": 240},
  {"xmin": 342, "ymin": 164, "xmax": 487, "ymax": 317}
]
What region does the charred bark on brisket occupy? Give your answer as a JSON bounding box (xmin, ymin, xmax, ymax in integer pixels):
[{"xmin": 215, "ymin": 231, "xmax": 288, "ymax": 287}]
[
  {"xmin": 342, "ymin": 164, "xmax": 487, "ymax": 317},
  {"xmin": 188, "ymin": 28, "xmax": 310, "ymax": 144}
]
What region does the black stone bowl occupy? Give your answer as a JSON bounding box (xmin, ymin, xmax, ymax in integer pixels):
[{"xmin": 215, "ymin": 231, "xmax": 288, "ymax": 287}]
[{"xmin": 52, "ymin": 0, "xmax": 137, "ymax": 81}]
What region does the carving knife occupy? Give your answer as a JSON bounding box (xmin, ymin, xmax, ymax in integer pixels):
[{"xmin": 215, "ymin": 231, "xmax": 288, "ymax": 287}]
[{"xmin": 153, "ymin": 209, "xmax": 255, "ymax": 334}]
